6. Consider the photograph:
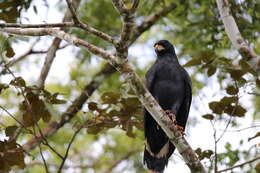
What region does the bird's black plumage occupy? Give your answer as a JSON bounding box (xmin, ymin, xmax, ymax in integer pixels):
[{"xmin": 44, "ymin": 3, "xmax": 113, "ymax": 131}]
[{"xmin": 143, "ymin": 40, "xmax": 192, "ymax": 173}]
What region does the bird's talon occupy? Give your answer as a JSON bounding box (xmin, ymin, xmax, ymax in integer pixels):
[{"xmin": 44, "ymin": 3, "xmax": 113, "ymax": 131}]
[
  {"xmin": 164, "ymin": 110, "xmax": 176, "ymax": 123},
  {"xmin": 176, "ymin": 125, "xmax": 185, "ymax": 136}
]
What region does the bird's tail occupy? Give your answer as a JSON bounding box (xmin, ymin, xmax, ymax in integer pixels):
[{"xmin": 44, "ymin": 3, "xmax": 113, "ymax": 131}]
[{"xmin": 143, "ymin": 149, "xmax": 169, "ymax": 173}]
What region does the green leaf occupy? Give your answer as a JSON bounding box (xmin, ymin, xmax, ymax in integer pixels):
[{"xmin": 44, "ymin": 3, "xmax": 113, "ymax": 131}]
[
  {"xmin": 226, "ymin": 68, "xmax": 246, "ymax": 80},
  {"xmin": 183, "ymin": 58, "xmax": 202, "ymax": 67},
  {"xmin": 0, "ymin": 83, "xmax": 8, "ymax": 94},
  {"xmin": 239, "ymin": 59, "xmax": 251, "ymax": 69},
  {"xmin": 5, "ymin": 126, "xmax": 18, "ymax": 137},
  {"xmin": 20, "ymin": 92, "xmax": 52, "ymax": 126},
  {"xmin": 209, "ymin": 101, "xmax": 224, "ymax": 114},
  {"xmin": 5, "ymin": 45, "xmax": 15, "ymax": 58},
  {"xmin": 195, "ymin": 148, "xmax": 213, "ymax": 160},
  {"xmin": 101, "ymin": 92, "xmax": 121, "ymax": 104},
  {"xmin": 218, "ymin": 57, "xmax": 231, "ymax": 65},
  {"xmin": 41, "ymin": 109, "xmax": 51, "ymax": 123},
  {"xmin": 220, "ymin": 96, "xmax": 238, "ymax": 106},
  {"xmin": 226, "ymin": 85, "xmax": 239, "ymax": 95},
  {"xmin": 87, "ymin": 126, "xmax": 103, "ymax": 134},
  {"xmin": 239, "ymin": 59, "xmax": 257, "ymax": 76},
  {"xmin": 255, "ymin": 162, "xmax": 260, "ymax": 172},
  {"xmin": 202, "ymin": 114, "xmax": 214, "ymax": 120},
  {"xmin": 50, "ymin": 98, "xmax": 67, "ymax": 104},
  {"xmin": 88, "ymin": 102, "xmax": 98, "ymax": 111},
  {"xmin": 9, "ymin": 77, "xmax": 26, "ymax": 87},
  {"xmin": 198, "ymin": 50, "xmax": 216, "ymax": 62},
  {"xmin": 224, "ymin": 105, "xmax": 246, "ymax": 117},
  {"xmin": 33, "ymin": 5, "xmax": 37, "ymax": 14},
  {"xmin": 207, "ymin": 65, "xmax": 217, "ymax": 77},
  {"xmin": 49, "ymin": 93, "xmax": 67, "ymax": 104}
]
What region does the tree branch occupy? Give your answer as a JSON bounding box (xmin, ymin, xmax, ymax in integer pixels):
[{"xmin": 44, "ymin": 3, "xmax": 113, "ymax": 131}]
[
  {"xmin": 218, "ymin": 155, "xmax": 260, "ymax": 172},
  {"xmin": 0, "ymin": 39, "xmax": 38, "ymax": 74},
  {"xmin": 0, "ymin": 43, "xmax": 67, "ymax": 74},
  {"xmin": 112, "ymin": 0, "xmax": 139, "ymax": 58},
  {"xmin": 131, "ymin": 2, "xmax": 177, "ymax": 44},
  {"xmin": 23, "ymin": 63, "xmax": 115, "ymax": 151},
  {"xmin": 0, "ymin": 28, "xmax": 117, "ymax": 63},
  {"xmin": 102, "ymin": 149, "xmax": 140, "ymax": 173},
  {"xmin": 57, "ymin": 126, "xmax": 83, "ymax": 173},
  {"xmin": 65, "ymin": 0, "xmax": 117, "ymax": 44},
  {"xmin": 216, "ymin": 0, "xmax": 260, "ymax": 75},
  {"xmin": 0, "ymin": 22, "xmax": 74, "ymax": 28},
  {"xmin": 37, "ymin": 0, "xmax": 81, "ymax": 88}
]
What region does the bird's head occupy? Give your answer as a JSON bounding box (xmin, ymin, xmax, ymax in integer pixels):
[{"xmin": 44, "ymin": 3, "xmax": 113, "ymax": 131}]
[{"xmin": 154, "ymin": 40, "xmax": 176, "ymax": 56}]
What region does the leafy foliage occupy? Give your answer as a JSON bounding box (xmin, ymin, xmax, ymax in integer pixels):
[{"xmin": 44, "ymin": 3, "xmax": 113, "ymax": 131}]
[
  {"xmin": 0, "ymin": 0, "xmax": 32, "ymax": 22},
  {"xmin": 0, "ymin": 140, "xmax": 25, "ymax": 172}
]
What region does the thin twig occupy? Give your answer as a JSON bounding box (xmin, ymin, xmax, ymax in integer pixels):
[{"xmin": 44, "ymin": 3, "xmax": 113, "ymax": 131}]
[
  {"xmin": 38, "ymin": 143, "xmax": 50, "ymax": 173},
  {"xmin": 57, "ymin": 126, "xmax": 83, "ymax": 173},
  {"xmin": 0, "ymin": 105, "xmax": 25, "ymax": 127},
  {"xmin": 102, "ymin": 149, "xmax": 140, "ymax": 173},
  {"xmin": 219, "ymin": 124, "xmax": 260, "ymax": 132},
  {"xmin": 37, "ymin": 0, "xmax": 81, "ymax": 88},
  {"xmin": 130, "ymin": 2, "xmax": 177, "ymax": 44},
  {"xmin": 0, "ymin": 38, "xmax": 39, "ymax": 74},
  {"xmin": 65, "ymin": 0, "xmax": 117, "ymax": 44},
  {"xmin": 218, "ymin": 155, "xmax": 260, "ymax": 172},
  {"xmin": 216, "ymin": 81, "xmax": 239, "ymax": 143},
  {"xmin": 210, "ymin": 120, "xmax": 218, "ymax": 173}
]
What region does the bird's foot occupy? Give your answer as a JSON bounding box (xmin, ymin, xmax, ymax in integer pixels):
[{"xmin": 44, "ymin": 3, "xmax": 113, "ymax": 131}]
[
  {"xmin": 164, "ymin": 110, "xmax": 176, "ymax": 122},
  {"xmin": 176, "ymin": 125, "xmax": 185, "ymax": 136}
]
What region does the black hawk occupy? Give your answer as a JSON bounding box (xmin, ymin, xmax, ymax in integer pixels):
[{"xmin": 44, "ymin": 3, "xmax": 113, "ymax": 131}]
[{"xmin": 143, "ymin": 40, "xmax": 192, "ymax": 173}]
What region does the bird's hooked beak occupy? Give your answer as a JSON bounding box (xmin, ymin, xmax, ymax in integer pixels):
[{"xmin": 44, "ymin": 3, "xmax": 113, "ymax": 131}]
[{"xmin": 154, "ymin": 44, "xmax": 165, "ymax": 52}]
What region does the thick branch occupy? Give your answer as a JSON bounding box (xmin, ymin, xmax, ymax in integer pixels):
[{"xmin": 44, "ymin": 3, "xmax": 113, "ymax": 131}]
[
  {"xmin": 0, "ymin": 22, "xmax": 74, "ymax": 28},
  {"xmin": 131, "ymin": 2, "xmax": 177, "ymax": 44},
  {"xmin": 216, "ymin": 0, "xmax": 260, "ymax": 75},
  {"xmin": 23, "ymin": 64, "xmax": 115, "ymax": 151},
  {"xmin": 37, "ymin": 0, "xmax": 81, "ymax": 88},
  {"xmin": 112, "ymin": 0, "xmax": 139, "ymax": 58},
  {"xmin": 218, "ymin": 155, "xmax": 260, "ymax": 172}
]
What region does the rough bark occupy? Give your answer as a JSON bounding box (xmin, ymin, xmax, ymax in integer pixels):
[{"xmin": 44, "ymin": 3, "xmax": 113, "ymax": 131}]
[{"xmin": 216, "ymin": 0, "xmax": 260, "ymax": 76}]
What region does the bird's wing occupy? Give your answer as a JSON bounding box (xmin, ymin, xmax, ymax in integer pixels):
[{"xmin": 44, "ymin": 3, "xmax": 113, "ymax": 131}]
[
  {"xmin": 177, "ymin": 69, "xmax": 192, "ymax": 129},
  {"xmin": 145, "ymin": 64, "xmax": 157, "ymax": 91}
]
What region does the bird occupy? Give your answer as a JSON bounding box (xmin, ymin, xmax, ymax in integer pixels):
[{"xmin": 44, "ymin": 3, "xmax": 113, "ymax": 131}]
[{"xmin": 143, "ymin": 40, "xmax": 192, "ymax": 173}]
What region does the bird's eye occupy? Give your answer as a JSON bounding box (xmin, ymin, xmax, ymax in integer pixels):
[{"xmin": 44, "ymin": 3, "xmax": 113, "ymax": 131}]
[{"xmin": 154, "ymin": 44, "xmax": 165, "ymax": 51}]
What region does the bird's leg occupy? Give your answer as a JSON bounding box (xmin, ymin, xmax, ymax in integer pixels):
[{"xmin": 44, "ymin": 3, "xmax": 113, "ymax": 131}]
[
  {"xmin": 164, "ymin": 110, "xmax": 185, "ymax": 136},
  {"xmin": 176, "ymin": 125, "xmax": 185, "ymax": 136}
]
